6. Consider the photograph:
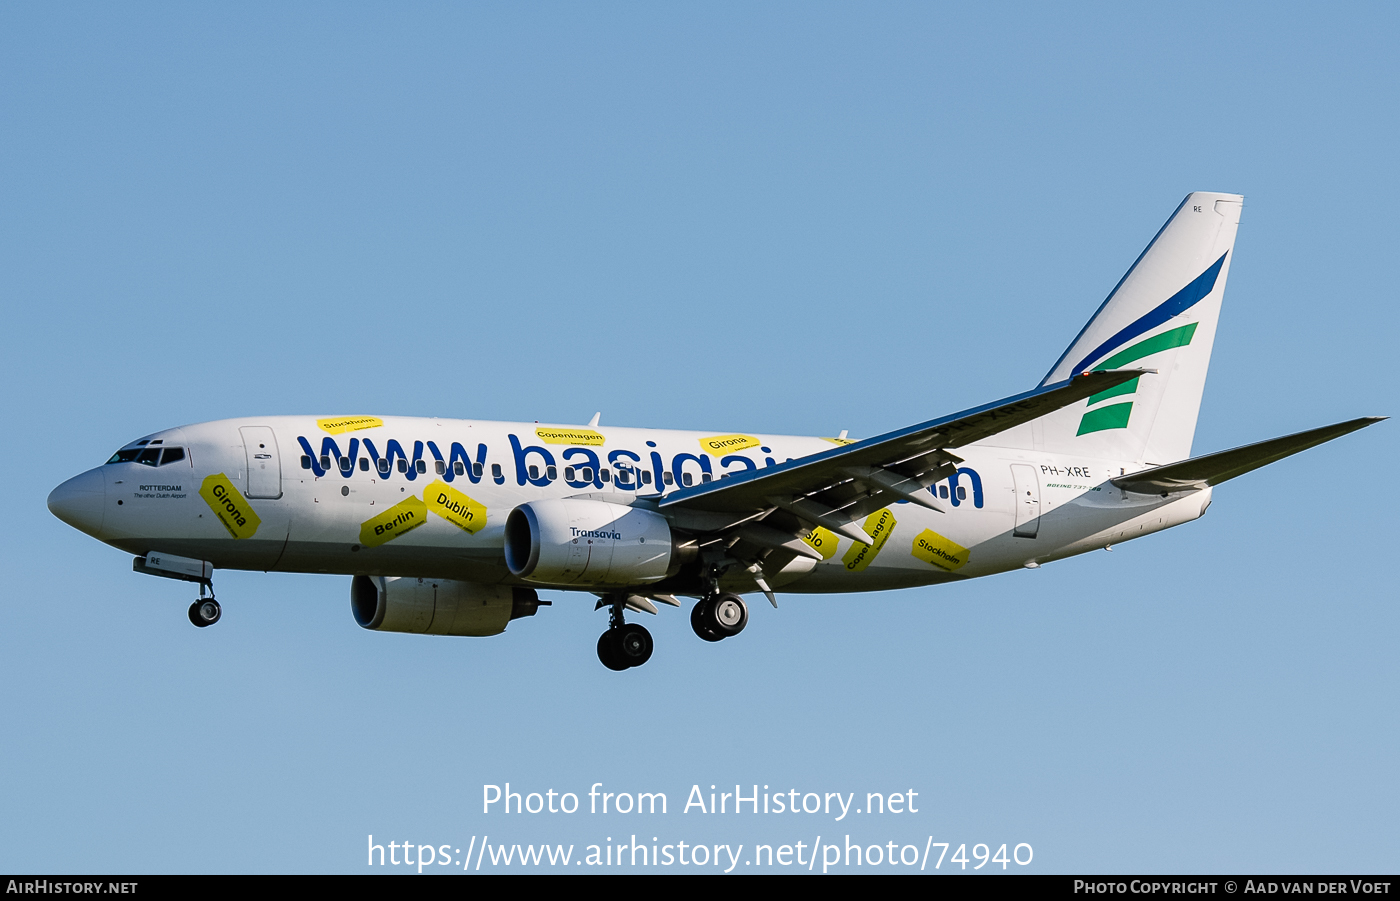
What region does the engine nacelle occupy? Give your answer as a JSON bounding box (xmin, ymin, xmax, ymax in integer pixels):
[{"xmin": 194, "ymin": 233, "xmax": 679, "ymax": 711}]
[
  {"xmin": 351, "ymin": 576, "xmax": 546, "ymax": 636},
  {"xmin": 504, "ymin": 499, "xmax": 673, "ymax": 586}
]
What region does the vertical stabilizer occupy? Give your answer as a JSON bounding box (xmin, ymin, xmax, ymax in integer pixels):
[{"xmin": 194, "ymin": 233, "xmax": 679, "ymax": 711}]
[{"xmin": 1014, "ymin": 192, "xmax": 1242, "ymax": 465}]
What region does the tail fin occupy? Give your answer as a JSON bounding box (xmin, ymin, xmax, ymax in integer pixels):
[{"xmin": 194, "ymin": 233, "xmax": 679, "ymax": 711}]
[{"xmin": 1021, "ymin": 192, "xmax": 1243, "ymax": 464}]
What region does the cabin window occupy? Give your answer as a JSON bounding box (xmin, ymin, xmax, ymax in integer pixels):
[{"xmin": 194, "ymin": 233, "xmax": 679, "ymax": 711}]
[
  {"xmin": 701, "ymin": 472, "xmax": 711, "ymax": 483},
  {"xmin": 378, "ymin": 459, "xmax": 389, "ymax": 474},
  {"xmin": 320, "ymin": 455, "xmax": 332, "ymax": 470},
  {"xmin": 546, "ymin": 465, "xmax": 557, "ymax": 480},
  {"xmin": 529, "ymin": 465, "xmax": 539, "ymax": 480},
  {"xmin": 360, "ymin": 458, "xmax": 370, "ymax": 471},
  {"xmin": 339, "ymin": 457, "xmax": 351, "ymax": 472},
  {"xmin": 642, "ymin": 471, "xmax": 652, "ymax": 485},
  {"xmin": 939, "ymin": 485, "xmax": 949, "ymax": 499},
  {"xmin": 663, "ymin": 472, "xmax": 674, "ymax": 486},
  {"xmin": 491, "ymin": 463, "xmax": 503, "ymax": 480},
  {"xmin": 564, "ymin": 466, "xmax": 576, "ymax": 481},
  {"xmin": 474, "ymin": 463, "xmax": 484, "ymax": 478},
  {"xmin": 682, "ymin": 472, "xmax": 693, "ymax": 487},
  {"xmin": 160, "ymin": 447, "xmax": 185, "ymax": 466},
  {"xmin": 435, "ymin": 460, "xmax": 445, "ymax": 474},
  {"xmin": 300, "ymin": 455, "xmax": 311, "ymax": 470},
  {"xmin": 415, "ymin": 460, "xmax": 427, "ymax": 474},
  {"xmin": 617, "ymin": 469, "xmax": 631, "ymax": 485},
  {"xmin": 397, "ymin": 459, "xmax": 408, "ymax": 473},
  {"xmin": 453, "ymin": 461, "xmax": 465, "ymax": 476},
  {"xmin": 601, "ymin": 469, "xmax": 610, "ymax": 483},
  {"xmin": 581, "ymin": 467, "xmax": 593, "ymax": 481},
  {"xmin": 957, "ymin": 486, "xmax": 967, "ymax": 501}
]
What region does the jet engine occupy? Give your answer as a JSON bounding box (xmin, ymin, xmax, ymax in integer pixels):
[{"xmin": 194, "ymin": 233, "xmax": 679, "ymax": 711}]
[
  {"xmin": 351, "ymin": 576, "xmax": 546, "ymax": 636},
  {"xmin": 503, "ymin": 499, "xmax": 673, "ymax": 586}
]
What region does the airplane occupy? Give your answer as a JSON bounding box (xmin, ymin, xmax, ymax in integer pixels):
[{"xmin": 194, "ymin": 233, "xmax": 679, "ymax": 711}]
[{"xmin": 47, "ymin": 192, "xmax": 1383, "ymax": 671}]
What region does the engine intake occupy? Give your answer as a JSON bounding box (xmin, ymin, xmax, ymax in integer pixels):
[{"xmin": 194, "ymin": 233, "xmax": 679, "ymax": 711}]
[
  {"xmin": 504, "ymin": 499, "xmax": 673, "ymax": 586},
  {"xmin": 351, "ymin": 576, "xmax": 546, "ymax": 636}
]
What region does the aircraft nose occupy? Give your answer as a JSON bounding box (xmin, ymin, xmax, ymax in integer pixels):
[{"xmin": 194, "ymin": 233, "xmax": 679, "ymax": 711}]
[{"xmin": 48, "ymin": 468, "xmax": 106, "ymax": 536}]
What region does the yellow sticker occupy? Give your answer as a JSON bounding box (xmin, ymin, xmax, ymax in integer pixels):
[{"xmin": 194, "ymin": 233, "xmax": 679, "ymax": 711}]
[
  {"xmin": 359, "ymin": 496, "xmax": 428, "ymax": 548},
  {"xmin": 535, "ymin": 427, "xmax": 605, "ymax": 446},
  {"xmin": 910, "ymin": 528, "xmax": 970, "ymax": 571},
  {"xmin": 822, "ymin": 437, "xmax": 855, "ymax": 446},
  {"xmin": 841, "ymin": 509, "xmax": 897, "ymax": 572},
  {"xmin": 699, "ymin": 434, "xmax": 761, "ymax": 456},
  {"xmin": 800, "ymin": 526, "xmax": 840, "ymax": 560},
  {"xmin": 199, "ymin": 473, "xmax": 262, "ymax": 539},
  {"xmin": 422, "ymin": 480, "xmax": 488, "ymax": 534},
  {"xmin": 317, "ymin": 416, "xmax": 384, "ymax": 435}
]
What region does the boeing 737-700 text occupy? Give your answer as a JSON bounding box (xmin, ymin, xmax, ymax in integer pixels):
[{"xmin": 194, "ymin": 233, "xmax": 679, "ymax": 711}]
[{"xmin": 48, "ymin": 192, "xmax": 1383, "ymax": 670}]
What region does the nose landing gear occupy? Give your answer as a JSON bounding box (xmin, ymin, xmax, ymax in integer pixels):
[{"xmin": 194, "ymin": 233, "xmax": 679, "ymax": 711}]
[
  {"xmin": 188, "ymin": 598, "xmax": 222, "ymax": 628},
  {"xmin": 596, "ymin": 597, "xmax": 654, "ymax": 670},
  {"xmin": 188, "ymin": 580, "xmax": 221, "ymax": 628}
]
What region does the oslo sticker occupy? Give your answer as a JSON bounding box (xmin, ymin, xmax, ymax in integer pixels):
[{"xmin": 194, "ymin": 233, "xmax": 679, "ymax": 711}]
[
  {"xmin": 199, "ymin": 473, "xmax": 262, "ymax": 539},
  {"xmin": 360, "ymin": 496, "xmax": 428, "ymax": 548},
  {"xmin": 317, "ymin": 416, "xmax": 384, "ymax": 435},
  {"xmin": 423, "ymin": 480, "xmax": 488, "ymax": 534},
  {"xmin": 535, "ymin": 427, "xmax": 605, "ymax": 447},
  {"xmin": 911, "ymin": 528, "xmax": 970, "ymax": 571},
  {"xmin": 800, "ymin": 526, "xmax": 840, "ymax": 560},
  {"xmin": 699, "ymin": 434, "xmax": 761, "ymax": 456},
  {"xmin": 842, "ymin": 509, "xmax": 897, "ymax": 572}
]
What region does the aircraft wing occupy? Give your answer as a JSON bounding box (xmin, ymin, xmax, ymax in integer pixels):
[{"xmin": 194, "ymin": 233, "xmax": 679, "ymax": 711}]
[
  {"xmin": 657, "ymin": 369, "xmax": 1146, "ymax": 548},
  {"xmin": 1111, "ymin": 416, "xmax": 1385, "ymax": 494}
]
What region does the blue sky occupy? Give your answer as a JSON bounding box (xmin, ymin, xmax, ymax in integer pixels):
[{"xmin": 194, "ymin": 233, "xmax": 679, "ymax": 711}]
[{"xmin": 2, "ymin": 4, "xmax": 1395, "ymax": 873}]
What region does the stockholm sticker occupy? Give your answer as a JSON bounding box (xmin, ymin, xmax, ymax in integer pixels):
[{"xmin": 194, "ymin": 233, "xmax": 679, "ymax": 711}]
[
  {"xmin": 535, "ymin": 427, "xmax": 605, "ymax": 447},
  {"xmin": 800, "ymin": 526, "xmax": 840, "ymax": 560},
  {"xmin": 359, "ymin": 496, "xmax": 428, "ymax": 548},
  {"xmin": 422, "ymin": 480, "xmax": 487, "ymax": 534},
  {"xmin": 317, "ymin": 416, "xmax": 384, "ymax": 435},
  {"xmin": 910, "ymin": 528, "xmax": 969, "ymax": 572},
  {"xmin": 842, "ymin": 509, "xmax": 897, "ymax": 572},
  {"xmin": 699, "ymin": 434, "xmax": 761, "ymax": 456},
  {"xmin": 199, "ymin": 473, "xmax": 262, "ymax": 539}
]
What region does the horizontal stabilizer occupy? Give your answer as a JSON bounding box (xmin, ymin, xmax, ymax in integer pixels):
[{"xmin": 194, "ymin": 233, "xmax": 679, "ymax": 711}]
[{"xmin": 1111, "ymin": 417, "xmax": 1385, "ymax": 494}]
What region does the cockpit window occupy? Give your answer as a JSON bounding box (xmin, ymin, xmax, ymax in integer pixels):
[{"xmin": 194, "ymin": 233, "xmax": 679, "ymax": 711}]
[{"xmin": 107, "ymin": 446, "xmax": 186, "ymax": 466}]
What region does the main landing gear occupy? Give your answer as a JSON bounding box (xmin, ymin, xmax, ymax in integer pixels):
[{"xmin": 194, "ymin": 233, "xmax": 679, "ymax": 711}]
[
  {"xmin": 597, "ymin": 598, "xmax": 654, "ymax": 671},
  {"xmin": 691, "ymin": 592, "xmax": 748, "ymax": 642},
  {"xmin": 188, "ymin": 581, "xmax": 221, "ymax": 628}
]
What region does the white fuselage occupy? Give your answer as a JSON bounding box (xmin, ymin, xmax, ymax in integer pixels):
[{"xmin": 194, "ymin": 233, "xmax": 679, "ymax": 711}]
[{"xmin": 63, "ymin": 415, "xmax": 1211, "ymax": 597}]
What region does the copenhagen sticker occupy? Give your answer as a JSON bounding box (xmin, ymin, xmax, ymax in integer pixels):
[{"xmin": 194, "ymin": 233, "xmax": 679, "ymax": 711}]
[
  {"xmin": 317, "ymin": 416, "xmax": 384, "ymax": 435},
  {"xmin": 535, "ymin": 427, "xmax": 605, "ymax": 447},
  {"xmin": 910, "ymin": 528, "xmax": 969, "ymax": 571},
  {"xmin": 199, "ymin": 473, "xmax": 262, "ymax": 539},
  {"xmin": 422, "ymin": 480, "xmax": 487, "ymax": 534},
  {"xmin": 800, "ymin": 526, "xmax": 840, "ymax": 560},
  {"xmin": 698, "ymin": 434, "xmax": 761, "ymax": 456},
  {"xmin": 842, "ymin": 509, "xmax": 896, "ymax": 572},
  {"xmin": 359, "ymin": 496, "xmax": 428, "ymax": 548}
]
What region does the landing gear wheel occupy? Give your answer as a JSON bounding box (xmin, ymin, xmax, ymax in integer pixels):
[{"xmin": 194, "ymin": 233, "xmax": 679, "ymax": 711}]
[
  {"xmin": 712, "ymin": 593, "xmax": 748, "ymax": 636},
  {"xmin": 188, "ymin": 599, "xmax": 221, "ymax": 628},
  {"xmin": 690, "ymin": 600, "xmax": 725, "ymax": 642},
  {"xmin": 615, "ymin": 623, "xmax": 654, "ymax": 667},
  {"xmin": 597, "ymin": 631, "xmax": 628, "ymax": 671}
]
